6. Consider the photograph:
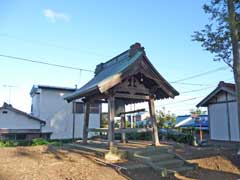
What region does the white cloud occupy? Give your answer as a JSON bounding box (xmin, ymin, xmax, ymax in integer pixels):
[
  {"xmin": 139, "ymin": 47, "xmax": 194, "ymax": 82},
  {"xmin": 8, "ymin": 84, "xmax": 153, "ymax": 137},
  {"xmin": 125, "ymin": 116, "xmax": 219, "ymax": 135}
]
[{"xmin": 43, "ymin": 9, "xmax": 70, "ymax": 23}]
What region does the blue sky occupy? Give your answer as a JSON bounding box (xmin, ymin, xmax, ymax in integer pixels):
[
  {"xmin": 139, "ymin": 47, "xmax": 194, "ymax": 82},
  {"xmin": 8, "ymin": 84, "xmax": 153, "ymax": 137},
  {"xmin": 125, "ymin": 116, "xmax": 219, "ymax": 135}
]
[{"xmin": 0, "ymin": 0, "xmax": 234, "ymax": 114}]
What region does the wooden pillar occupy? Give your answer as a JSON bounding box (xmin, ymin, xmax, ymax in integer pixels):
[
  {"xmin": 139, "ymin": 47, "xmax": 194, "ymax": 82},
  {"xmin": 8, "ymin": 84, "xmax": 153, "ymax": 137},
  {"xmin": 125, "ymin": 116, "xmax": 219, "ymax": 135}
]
[
  {"xmin": 121, "ymin": 114, "xmax": 127, "ymax": 144},
  {"xmin": 82, "ymin": 101, "xmax": 90, "ymax": 144},
  {"xmin": 72, "ymin": 101, "xmax": 76, "ymax": 142},
  {"xmin": 108, "ymin": 95, "xmax": 115, "ymax": 149},
  {"xmin": 148, "ymin": 96, "xmax": 160, "ymax": 146}
]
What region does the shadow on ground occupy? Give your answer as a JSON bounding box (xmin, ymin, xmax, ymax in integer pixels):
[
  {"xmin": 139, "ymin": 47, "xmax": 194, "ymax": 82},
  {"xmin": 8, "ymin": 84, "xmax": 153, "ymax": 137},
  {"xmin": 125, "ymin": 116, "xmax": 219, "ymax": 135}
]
[{"xmin": 44, "ymin": 144, "xmax": 240, "ymax": 180}]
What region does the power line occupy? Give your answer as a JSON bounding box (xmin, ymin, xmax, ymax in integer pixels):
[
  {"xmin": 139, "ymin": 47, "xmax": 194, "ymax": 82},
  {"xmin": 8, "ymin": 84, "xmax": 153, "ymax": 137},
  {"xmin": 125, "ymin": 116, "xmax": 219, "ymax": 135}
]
[
  {"xmin": 172, "ymin": 82, "xmax": 212, "ymax": 86},
  {"xmin": 0, "ymin": 54, "xmax": 94, "ymax": 73},
  {"xmin": 0, "ymin": 33, "xmax": 111, "ymax": 58},
  {"xmin": 156, "ymin": 96, "xmax": 206, "ymax": 107},
  {"xmin": 180, "ymin": 85, "xmax": 216, "ymax": 94},
  {"xmin": 170, "ymin": 66, "xmax": 229, "ymax": 83}
]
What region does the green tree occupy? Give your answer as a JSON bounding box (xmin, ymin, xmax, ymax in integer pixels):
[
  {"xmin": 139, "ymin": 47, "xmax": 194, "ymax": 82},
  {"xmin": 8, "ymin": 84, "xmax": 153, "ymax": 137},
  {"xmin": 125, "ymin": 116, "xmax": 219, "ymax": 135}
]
[
  {"xmin": 192, "ymin": 0, "xmax": 240, "ymax": 136},
  {"xmin": 190, "ymin": 108, "xmax": 206, "ymax": 115},
  {"xmin": 156, "ymin": 109, "xmax": 176, "ymax": 128}
]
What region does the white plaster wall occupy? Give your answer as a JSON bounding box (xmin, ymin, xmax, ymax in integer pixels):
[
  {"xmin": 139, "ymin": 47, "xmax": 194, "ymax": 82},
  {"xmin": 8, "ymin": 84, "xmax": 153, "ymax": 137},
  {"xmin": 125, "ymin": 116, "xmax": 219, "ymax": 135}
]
[
  {"xmin": 0, "ymin": 109, "xmax": 41, "ymax": 129},
  {"xmin": 32, "ymin": 89, "xmax": 100, "ymax": 139},
  {"xmin": 227, "ymin": 93, "xmax": 236, "ymax": 101},
  {"xmin": 73, "ymin": 113, "xmax": 100, "ymax": 138},
  {"xmin": 228, "ymin": 102, "xmax": 240, "ymax": 141},
  {"xmin": 31, "ymin": 94, "xmax": 40, "ymax": 117},
  {"xmin": 209, "ymin": 104, "xmax": 229, "ymax": 141}
]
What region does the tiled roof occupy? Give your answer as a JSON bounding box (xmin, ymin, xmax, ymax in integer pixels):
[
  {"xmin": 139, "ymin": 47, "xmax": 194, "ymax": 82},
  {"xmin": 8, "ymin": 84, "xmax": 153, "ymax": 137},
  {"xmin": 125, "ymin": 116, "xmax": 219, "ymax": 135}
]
[{"xmin": 65, "ymin": 43, "xmax": 179, "ymax": 102}]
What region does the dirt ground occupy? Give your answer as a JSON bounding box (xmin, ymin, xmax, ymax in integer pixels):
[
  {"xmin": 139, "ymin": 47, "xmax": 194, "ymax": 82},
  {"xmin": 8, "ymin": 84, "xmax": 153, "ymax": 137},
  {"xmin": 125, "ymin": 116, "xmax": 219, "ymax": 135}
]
[
  {"xmin": 0, "ymin": 143, "xmax": 239, "ymax": 180},
  {"xmin": 0, "ymin": 145, "xmax": 126, "ymax": 180},
  {"xmin": 172, "ymin": 142, "xmax": 240, "ymax": 180}
]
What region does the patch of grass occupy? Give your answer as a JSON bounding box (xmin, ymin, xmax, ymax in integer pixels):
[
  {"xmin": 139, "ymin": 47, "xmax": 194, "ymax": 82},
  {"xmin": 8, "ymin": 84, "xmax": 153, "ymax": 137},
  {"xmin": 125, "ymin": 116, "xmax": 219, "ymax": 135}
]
[
  {"xmin": 0, "ymin": 138, "xmax": 63, "ymax": 147},
  {"xmin": 0, "ymin": 140, "xmax": 17, "ymax": 147},
  {"xmin": 31, "ymin": 138, "xmax": 49, "ymax": 146}
]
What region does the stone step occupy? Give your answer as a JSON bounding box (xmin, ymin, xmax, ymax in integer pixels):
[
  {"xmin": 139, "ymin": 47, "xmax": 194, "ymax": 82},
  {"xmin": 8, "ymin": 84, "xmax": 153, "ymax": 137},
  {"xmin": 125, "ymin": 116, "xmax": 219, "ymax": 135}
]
[
  {"xmin": 65, "ymin": 143, "xmax": 108, "ymax": 158},
  {"xmin": 152, "ymin": 159, "xmax": 185, "ymax": 169},
  {"xmin": 135, "ymin": 147, "xmax": 171, "ymax": 156},
  {"xmin": 124, "ymin": 163, "xmax": 149, "ymax": 170},
  {"xmin": 134, "ymin": 153, "xmax": 175, "ymax": 162},
  {"xmin": 168, "ymin": 166, "xmax": 195, "ymax": 173}
]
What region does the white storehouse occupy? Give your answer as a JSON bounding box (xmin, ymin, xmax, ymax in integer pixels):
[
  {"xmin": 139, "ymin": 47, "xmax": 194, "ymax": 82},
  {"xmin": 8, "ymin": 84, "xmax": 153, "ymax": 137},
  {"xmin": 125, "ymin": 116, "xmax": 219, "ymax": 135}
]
[
  {"xmin": 30, "ymin": 85, "xmax": 101, "ymax": 140},
  {"xmin": 0, "ymin": 102, "xmax": 48, "ymax": 140},
  {"xmin": 197, "ymin": 81, "xmax": 239, "ymax": 142}
]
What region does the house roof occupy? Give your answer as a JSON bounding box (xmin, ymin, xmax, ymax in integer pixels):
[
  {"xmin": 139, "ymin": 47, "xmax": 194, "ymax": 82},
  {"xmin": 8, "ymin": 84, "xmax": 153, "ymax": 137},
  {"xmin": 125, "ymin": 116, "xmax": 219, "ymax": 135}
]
[
  {"xmin": 30, "ymin": 85, "xmax": 77, "ymax": 96},
  {"xmin": 197, "ymin": 81, "xmax": 236, "ymax": 107},
  {"xmin": 65, "ymin": 43, "xmax": 179, "ymax": 102},
  {"xmin": 175, "ymin": 114, "xmax": 208, "ymax": 129},
  {"xmin": 0, "ymin": 103, "xmax": 46, "ymax": 124}
]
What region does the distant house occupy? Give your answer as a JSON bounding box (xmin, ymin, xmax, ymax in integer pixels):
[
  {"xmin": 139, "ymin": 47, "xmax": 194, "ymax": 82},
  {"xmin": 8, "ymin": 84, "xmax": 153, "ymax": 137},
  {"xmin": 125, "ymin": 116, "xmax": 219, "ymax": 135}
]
[
  {"xmin": 0, "ymin": 102, "xmax": 49, "ymax": 140},
  {"xmin": 175, "ymin": 115, "xmax": 208, "ymax": 130},
  {"xmin": 135, "ymin": 111, "xmax": 150, "ymax": 121},
  {"xmin": 197, "ymin": 81, "xmax": 239, "ymax": 142},
  {"xmin": 30, "ymin": 85, "xmax": 100, "ymax": 140},
  {"xmin": 129, "ymin": 111, "xmax": 150, "ymax": 128}
]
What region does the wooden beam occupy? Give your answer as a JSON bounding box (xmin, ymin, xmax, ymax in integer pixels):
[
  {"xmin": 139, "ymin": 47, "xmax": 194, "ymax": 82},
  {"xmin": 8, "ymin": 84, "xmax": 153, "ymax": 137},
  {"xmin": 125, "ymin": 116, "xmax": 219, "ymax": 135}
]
[
  {"xmin": 149, "ymin": 96, "xmax": 160, "ymax": 146},
  {"xmin": 82, "ymin": 102, "xmax": 90, "ymax": 144},
  {"xmin": 118, "ymin": 108, "xmax": 146, "ymax": 116},
  {"xmin": 108, "ymin": 95, "xmax": 115, "ymax": 149},
  {"xmin": 87, "ymin": 128, "xmax": 153, "ymax": 133},
  {"xmin": 115, "ymin": 128, "xmax": 153, "ymax": 133},
  {"xmin": 88, "ymin": 128, "xmax": 108, "ymax": 132},
  {"xmin": 114, "ymin": 93, "xmax": 149, "ymax": 100}
]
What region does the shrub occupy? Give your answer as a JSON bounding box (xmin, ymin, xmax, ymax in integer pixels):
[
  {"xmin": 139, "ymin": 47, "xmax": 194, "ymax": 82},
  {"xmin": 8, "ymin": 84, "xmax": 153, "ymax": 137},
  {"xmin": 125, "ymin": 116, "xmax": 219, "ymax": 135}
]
[
  {"xmin": 49, "ymin": 141, "xmax": 62, "ymax": 146},
  {"xmin": 31, "ymin": 138, "xmax": 49, "ymax": 146},
  {"xmin": 114, "ymin": 132, "xmax": 153, "ymax": 141},
  {"xmin": 165, "ymin": 132, "xmax": 195, "ymax": 145},
  {"xmin": 0, "ymin": 140, "xmax": 16, "ymax": 147}
]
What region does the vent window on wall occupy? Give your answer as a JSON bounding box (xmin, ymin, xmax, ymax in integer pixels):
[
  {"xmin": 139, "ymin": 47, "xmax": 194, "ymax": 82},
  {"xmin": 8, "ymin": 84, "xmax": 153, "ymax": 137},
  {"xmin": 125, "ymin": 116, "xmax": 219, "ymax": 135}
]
[
  {"xmin": 73, "ymin": 102, "xmax": 100, "ymax": 114},
  {"xmin": 2, "ymin": 110, "xmax": 8, "ymax": 114},
  {"xmin": 73, "ymin": 102, "xmax": 84, "ymax": 114},
  {"xmin": 90, "ymin": 104, "xmax": 100, "ymax": 114}
]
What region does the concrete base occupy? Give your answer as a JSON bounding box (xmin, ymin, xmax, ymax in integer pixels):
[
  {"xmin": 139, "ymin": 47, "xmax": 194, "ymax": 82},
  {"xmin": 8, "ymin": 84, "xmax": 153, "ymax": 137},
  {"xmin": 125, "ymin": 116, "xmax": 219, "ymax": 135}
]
[{"xmin": 65, "ymin": 140, "xmax": 197, "ymax": 174}]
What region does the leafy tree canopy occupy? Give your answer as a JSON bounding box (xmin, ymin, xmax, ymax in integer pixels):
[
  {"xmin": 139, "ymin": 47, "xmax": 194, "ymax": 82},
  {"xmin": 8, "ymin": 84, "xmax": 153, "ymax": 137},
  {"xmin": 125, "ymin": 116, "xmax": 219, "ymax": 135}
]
[{"xmin": 192, "ymin": 0, "xmax": 240, "ymax": 68}]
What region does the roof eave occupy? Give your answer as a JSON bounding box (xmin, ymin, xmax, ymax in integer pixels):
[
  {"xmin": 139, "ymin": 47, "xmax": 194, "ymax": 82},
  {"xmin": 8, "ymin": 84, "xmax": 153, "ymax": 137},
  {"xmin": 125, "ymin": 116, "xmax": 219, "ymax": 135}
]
[
  {"xmin": 0, "ymin": 106, "xmax": 46, "ymax": 124},
  {"xmin": 64, "ymin": 86, "xmax": 99, "ymax": 102},
  {"xmin": 196, "ymin": 86, "xmax": 236, "ymax": 107},
  {"xmin": 142, "ymin": 55, "xmax": 179, "ymax": 98}
]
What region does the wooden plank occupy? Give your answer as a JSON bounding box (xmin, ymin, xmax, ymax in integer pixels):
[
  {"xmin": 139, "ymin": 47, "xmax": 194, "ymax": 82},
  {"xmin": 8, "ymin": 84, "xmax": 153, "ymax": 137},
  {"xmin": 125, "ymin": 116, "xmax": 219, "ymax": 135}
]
[
  {"xmin": 82, "ymin": 102, "xmax": 90, "ymax": 144},
  {"xmin": 118, "ymin": 108, "xmax": 146, "ymax": 116},
  {"xmin": 149, "ymin": 96, "xmax": 160, "ymax": 146}
]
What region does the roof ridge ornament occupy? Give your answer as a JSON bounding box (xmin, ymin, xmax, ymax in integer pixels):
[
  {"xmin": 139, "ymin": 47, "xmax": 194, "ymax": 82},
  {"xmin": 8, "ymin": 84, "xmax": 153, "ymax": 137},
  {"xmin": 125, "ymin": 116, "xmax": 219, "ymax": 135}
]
[
  {"xmin": 2, "ymin": 102, "xmax": 12, "ymax": 108},
  {"xmin": 129, "ymin": 42, "xmax": 145, "ymax": 57}
]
